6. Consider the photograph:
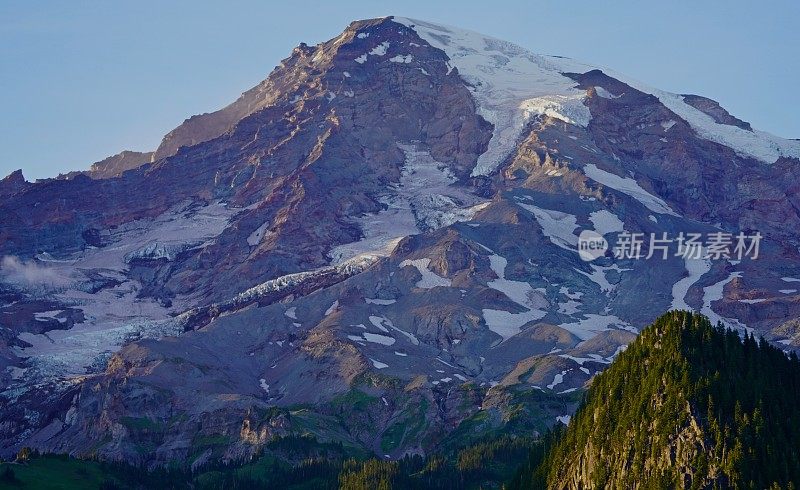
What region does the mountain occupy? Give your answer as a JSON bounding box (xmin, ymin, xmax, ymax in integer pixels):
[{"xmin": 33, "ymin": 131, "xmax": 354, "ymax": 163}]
[
  {"xmin": 1, "ymin": 16, "xmax": 800, "ymax": 466},
  {"xmin": 511, "ymin": 311, "xmax": 800, "ymax": 489}
]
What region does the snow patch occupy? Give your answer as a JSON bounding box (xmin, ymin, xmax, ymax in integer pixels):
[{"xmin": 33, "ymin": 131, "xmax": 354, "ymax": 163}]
[
  {"xmin": 370, "ymin": 41, "xmax": 389, "ymax": 56},
  {"xmin": 482, "ymin": 254, "xmax": 547, "ymax": 341},
  {"xmin": 702, "ymin": 272, "xmax": 747, "ymax": 330},
  {"xmin": 671, "ymin": 257, "xmax": 711, "ymax": 310},
  {"xmin": 33, "ymin": 310, "xmax": 66, "ymax": 323},
  {"xmin": 557, "ymin": 286, "xmax": 582, "ymax": 315},
  {"xmin": 559, "ymin": 314, "xmax": 632, "ymax": 341},
  {"xmin": 328, "ymin": 145, "xmax": 487, "ymax": 264},
  {"xmin": 516, "ymin": 203, "xmax": 578, "ymax": 250},
  {"xmin": 247, "ymin": 222, "xmax": 271, "ymax": 246},
  {"xmin": 355, "ymin": 41, "xmax": 389, "ymax": 64},
  {"xmin": 520, "ymin": 95, "xmax": 591, "ymax": 127},
  {"xmin": 583, "ymin": 164, "xmax": 678, "ymax": 216},
  {"xmin": 350, "ymin": 332, "xmax": 396, "ymax": 346},
  {"xmin": 365, "ymin": 298, "xmax": 397, "ymax": 305},
  {"xmin": 370, "ymin": 358, "xmax": 389, "ymax": 369},
  {"xmin": 487, "ymin": 255, "xmax": 548, "ymax": 310},
  {"xmin": 559, "ymin": 353, "xmax": 611, "ymax": 366},
  {"xmin": 325, "ymin": 300, "xmax": 339, "ymax": 316},
  {"xmin": 589, "ymin": 210, "xmax": 624, "ymax": 235},
  {"xmin": 594, "ymin": 86, "xmax": 620, "ymax": 99},
  {"xmin": 575, "ymin": 264, "xmax": 625, "ymax": 294},
  {"xmin": 400, "ymin": 258, "xmax": 451, "ymax": 289},
  {"xmin": 369, "ymin": 316, "xmax": 391, "ymax": 333},
  {"xmin": 547, "ymin": 370, "xmax": 567, "ymax": 389},
  {"xmin": 392, "ymin": 324, "xmax": 420, "ymax": 345},
  {"xmin": 363, "ymin": 332, "xmax": 396, "ymax": 346}
]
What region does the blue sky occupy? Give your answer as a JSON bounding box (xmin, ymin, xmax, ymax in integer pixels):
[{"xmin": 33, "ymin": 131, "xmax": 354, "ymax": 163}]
[{"xmin": 1, "ymin": 0, "xmax": 797, "ymax": 180}]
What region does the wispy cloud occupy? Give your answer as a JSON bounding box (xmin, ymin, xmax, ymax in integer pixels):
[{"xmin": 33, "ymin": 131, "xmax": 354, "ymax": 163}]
[{"xmin": 0, "ymin": 255, "xmax": 73, "ymax": 291}]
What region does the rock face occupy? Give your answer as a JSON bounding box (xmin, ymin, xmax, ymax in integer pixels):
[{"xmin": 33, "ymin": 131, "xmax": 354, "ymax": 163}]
[
  {"xmin": 0, "ymin": 170, "xmax": 29, "ymax": 198},
  {"xmin": 1, "ymin": 17, "xmax": 800, "ymax": 465},
  {"xmin": 681, "ymin": 94, "xmax": 753, "ymax": 131},
  {"xmin": 86, "ymin": 150, "xmax": 155, "ymax": 178},
  {"xmin": 54, "ymin": 151, "xmax": 154, "ymax": 181}
]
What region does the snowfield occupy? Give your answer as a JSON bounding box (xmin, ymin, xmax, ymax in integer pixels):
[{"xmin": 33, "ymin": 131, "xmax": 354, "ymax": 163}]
[
  {"xmin": 394, "ymin": 17, "xmax": 591, "ymax": 177},
  {"xmin": 516, "ymin": 202, "xmax": 579, "ymax": 250},
  {"xmin": 7, "ymin": 201, "xmax": 239, "ymax": 381},
  {"xmin": 396, "ymin": 17, "xmax": 800, "ymax": 169},
  {"xmin": 400, "ymin": 258, "xmax": 451, "ymax": 289},
  {"xmin": 702, "ymin": 271, "xmax": 749, "ymax": 332},
  {"xmin": 671, "ymin": 257, "xmax": 711, "ymax": 311},
  {"xmin": 583, "ymin": 164, "xmax": 678, "ymax": 216},
  {"xmin": 558, "ymin": 314, "xmax": 633, "ymax": 341},
  {"xmin": 647, "ymin": 90, "xmax": 800, "ymax": 164},
  {"xmin": 328, "ymin": 144, "xmax": 487, "ymax": 265},
  {"xmin": 589, "ymin": 210, "xmax": 625, "ymax": 236},
  {"xmin": 487, "ymin": 255, "xmax": 547, "ymax": 310},
  {"xmin": 482, "ymin": 253, "xmax": 547, "ymax": 341}
]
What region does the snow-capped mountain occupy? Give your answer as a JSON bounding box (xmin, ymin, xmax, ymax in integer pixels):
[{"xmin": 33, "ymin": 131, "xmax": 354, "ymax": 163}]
[{"xmin": 2, "ymin": 17, "xmax": 800, "ymax": 463}]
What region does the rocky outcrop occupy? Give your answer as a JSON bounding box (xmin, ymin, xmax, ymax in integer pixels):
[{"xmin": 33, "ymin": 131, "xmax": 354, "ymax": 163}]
[
  {"xmin": 87, "ymin": 150, "xmax": 154, "ymax": 178},
  {"xmin": 553, "ymin": 402, "xmax": 721, "ymax": 489},
  {"xmin": 681, "ymin": 94, "xmax": 752, "ymax": 130},
  {"xmin": 0, "ymin": 169, "xmax": 28, "ymax": 199}
]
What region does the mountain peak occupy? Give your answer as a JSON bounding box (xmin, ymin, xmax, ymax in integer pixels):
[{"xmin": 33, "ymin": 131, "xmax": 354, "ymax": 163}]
[
  {"xmin": 403, "ymin": 17, "xmax": 800, "ymax": 166},
  {"xmin": 1, "ymin": 168, "xmax": 25, "ymax": 183},
  {"xmin": 0, "ymin": 168, "xmax": 28, "ymax": 198}
]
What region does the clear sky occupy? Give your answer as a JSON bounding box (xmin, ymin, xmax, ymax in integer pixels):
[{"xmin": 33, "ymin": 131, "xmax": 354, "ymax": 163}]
[{"xmin": 1, "ymin": 0, "xmax": 797, "ymax": 181}]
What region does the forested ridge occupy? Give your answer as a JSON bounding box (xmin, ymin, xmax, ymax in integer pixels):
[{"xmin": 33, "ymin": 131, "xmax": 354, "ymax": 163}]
[{"xmin": 513, "ymin": 311, "xmax": 800, "ymax": 489}]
